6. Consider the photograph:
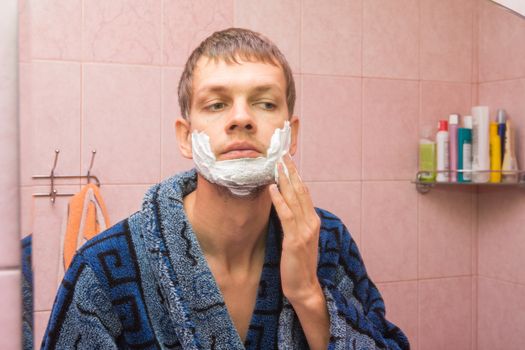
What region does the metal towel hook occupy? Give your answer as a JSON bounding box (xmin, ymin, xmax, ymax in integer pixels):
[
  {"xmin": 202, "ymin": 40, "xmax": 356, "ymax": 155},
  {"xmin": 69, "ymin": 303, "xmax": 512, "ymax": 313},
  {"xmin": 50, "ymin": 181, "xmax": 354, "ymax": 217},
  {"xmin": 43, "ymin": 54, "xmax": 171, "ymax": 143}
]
[
  {"xmin": 32, "ymin": 149, "xmax": 102, "ymax": 203},
  {"xmin": 49, "ymin": 149, "xmax": 60, "ymax": 202},
  {"xmin": 86, "ymin": 150, "xmax": 96, "ymax": 184}
]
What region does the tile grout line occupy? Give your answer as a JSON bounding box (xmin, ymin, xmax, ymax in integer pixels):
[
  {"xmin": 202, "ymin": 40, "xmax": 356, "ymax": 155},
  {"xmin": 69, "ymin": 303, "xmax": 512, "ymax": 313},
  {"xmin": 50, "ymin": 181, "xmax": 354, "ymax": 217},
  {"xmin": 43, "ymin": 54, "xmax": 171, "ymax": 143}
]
[
  {"xmin": 160, "ymin": 0, "xmax": 164, "ymax": 183},
  {"xmin": 359, "ymin": 0, "xmax": 365, "ymax": 246},
  {"xmin": 80, "ymin": 0, "xmax": 84, "ymax": 187},
  {"xmin": 0, "ymin": 267, "xmax": 22, "ymax": 273},
  {"xmin": 478, "ymin": 274, "xmax": 525, "ymax": 287},
  {"xmin": 299, "ymin": 0, "xmax": 303, "ymax": 172},
  {"xmin": 417, "ymin": 0, "xmax": 421, "ymax": 346},
  {"xmin": 30, "ymin": 58, "xmax": 523, "ymax": 84}
]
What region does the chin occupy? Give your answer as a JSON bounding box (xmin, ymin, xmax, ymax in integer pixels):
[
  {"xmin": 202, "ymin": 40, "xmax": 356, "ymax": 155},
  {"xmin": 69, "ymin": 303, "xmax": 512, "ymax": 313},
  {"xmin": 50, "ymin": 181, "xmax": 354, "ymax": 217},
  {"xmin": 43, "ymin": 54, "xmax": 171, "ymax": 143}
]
[{"xmin": 214, "ymin": 183, "xmax": 268, "ymax": 200}]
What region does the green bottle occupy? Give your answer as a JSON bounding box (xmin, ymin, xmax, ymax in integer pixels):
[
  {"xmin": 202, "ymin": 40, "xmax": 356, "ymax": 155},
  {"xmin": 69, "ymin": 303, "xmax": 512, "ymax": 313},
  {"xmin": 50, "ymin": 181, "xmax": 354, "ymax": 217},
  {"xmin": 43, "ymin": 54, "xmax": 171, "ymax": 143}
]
[{"xmin": 419, "ymin": 127, "xmax": 436, "ymax": 182}]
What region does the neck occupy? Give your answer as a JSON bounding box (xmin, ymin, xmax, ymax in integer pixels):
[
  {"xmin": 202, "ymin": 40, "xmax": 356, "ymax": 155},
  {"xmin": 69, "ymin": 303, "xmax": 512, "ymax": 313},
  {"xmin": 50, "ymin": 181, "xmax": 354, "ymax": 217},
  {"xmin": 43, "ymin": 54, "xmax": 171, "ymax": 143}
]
[{"xmin": 184, "ymin": 174, "xmax": 272, "ymax": 271}]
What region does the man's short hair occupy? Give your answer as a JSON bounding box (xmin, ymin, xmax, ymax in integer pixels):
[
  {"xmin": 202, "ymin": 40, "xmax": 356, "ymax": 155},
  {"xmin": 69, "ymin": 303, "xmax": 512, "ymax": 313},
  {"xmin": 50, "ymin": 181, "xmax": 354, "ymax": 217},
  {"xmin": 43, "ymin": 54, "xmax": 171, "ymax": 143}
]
[{"xmin": 178, "ymin": 27, "xmax": 296, "ymax": 121}]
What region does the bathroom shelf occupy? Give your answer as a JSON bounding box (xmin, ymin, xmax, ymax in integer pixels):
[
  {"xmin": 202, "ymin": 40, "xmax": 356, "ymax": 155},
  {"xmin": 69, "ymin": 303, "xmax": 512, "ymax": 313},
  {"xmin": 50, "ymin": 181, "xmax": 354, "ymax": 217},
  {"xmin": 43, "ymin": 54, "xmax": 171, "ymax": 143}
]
[{"xmin": 413, "ymin": 170, "xmax": 525, "ymax": 194}]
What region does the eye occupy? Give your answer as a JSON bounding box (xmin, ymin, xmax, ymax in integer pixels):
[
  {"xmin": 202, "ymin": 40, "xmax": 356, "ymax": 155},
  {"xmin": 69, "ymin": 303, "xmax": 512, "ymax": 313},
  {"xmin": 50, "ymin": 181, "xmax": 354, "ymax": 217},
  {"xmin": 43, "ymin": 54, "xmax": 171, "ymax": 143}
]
[
  {"xmin": 206, "ymin": 102, "xmax": 226, "ymax": 112},
  {"xmin": 258, "ymin": 102, "xmax": 277, "ymax": 111}
]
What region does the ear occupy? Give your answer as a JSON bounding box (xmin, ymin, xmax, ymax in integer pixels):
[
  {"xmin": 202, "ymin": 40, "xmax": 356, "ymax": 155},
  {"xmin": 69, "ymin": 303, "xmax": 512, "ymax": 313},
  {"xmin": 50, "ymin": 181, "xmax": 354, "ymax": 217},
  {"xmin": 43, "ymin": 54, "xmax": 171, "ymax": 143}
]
[
  {"xmin": 288, "ymin": 115, "xmax": 299, "ymax": 156},
  {"xmin": 175, "ymin": 118, "xmax": 193, "ymax": 159}
]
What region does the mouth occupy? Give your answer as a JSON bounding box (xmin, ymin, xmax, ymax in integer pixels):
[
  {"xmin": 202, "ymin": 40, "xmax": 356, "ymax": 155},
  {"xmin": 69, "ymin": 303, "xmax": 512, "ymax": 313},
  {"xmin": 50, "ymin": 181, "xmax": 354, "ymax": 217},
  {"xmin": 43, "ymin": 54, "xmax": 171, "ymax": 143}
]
[{"xmin": 220, "ymin": 142, "xmax": 262, "ymax": 160}]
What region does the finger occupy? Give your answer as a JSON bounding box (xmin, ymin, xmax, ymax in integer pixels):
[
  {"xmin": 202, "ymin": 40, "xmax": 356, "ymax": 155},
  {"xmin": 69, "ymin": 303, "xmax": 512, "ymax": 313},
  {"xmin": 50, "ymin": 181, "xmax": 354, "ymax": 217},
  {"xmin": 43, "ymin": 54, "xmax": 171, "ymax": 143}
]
[
  {"xmin": 268, "ymin": 184, "xmax": 296, "ymax": 233},
  {"xmin": 282, "ymin": 154, "xmax": 317, "ymax": 219},
  {"xmin": 276, "ymin": 161, "xmax": 304, "ymax": 220}
]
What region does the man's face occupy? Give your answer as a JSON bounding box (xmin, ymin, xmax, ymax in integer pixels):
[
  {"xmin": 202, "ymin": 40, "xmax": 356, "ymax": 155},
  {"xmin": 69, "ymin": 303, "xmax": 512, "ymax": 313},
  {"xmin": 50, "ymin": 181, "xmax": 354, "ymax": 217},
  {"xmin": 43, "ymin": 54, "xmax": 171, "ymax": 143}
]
[{"xmin": 186, "ymin": 56, "xmax": 297, "ymax": 160}]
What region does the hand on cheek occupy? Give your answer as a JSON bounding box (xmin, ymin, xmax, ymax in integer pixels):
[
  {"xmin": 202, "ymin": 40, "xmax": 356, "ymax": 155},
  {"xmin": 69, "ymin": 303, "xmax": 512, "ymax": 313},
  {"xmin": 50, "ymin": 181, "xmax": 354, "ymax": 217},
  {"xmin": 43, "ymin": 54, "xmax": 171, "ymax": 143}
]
[{"xmin": 268, "ymin": 154, "xmax": 322, "ymax": 304}]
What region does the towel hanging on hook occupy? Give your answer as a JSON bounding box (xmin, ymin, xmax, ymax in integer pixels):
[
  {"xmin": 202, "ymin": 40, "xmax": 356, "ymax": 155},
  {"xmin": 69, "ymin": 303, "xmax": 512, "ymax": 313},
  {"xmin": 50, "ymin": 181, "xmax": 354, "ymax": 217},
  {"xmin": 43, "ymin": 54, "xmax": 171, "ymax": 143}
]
[{"xmin": 57, "ymin": 181, "xmax": 110, "ymax": 279}]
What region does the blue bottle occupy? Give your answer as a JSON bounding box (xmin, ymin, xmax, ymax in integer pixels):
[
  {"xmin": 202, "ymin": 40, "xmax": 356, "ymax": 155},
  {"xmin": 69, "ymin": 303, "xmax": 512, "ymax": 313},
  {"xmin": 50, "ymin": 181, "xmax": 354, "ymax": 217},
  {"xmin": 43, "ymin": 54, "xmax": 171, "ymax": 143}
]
[
  {"xmin": 496, "ymin": 109, "xmax": 506, "ymax": 165},
  {"xmin": 457, "ymin": 116, "xmax": 473, "ymax": 182}
]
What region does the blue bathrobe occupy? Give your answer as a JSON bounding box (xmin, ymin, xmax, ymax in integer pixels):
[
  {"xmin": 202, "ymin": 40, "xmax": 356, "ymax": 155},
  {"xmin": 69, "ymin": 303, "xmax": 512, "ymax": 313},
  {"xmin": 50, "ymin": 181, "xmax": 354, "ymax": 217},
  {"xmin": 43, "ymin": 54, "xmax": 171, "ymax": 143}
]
[{"xmin": 42, "ymin": 169, "xmax": 410, "ymax": 349}]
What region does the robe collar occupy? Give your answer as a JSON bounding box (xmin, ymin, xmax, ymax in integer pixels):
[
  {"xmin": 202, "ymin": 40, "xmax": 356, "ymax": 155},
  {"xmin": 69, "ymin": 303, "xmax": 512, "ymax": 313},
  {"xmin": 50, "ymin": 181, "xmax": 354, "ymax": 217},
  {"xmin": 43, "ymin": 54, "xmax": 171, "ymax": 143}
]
[{"xmin": 136, "ymin": 169, "xmax": 280, "ymax": 349}]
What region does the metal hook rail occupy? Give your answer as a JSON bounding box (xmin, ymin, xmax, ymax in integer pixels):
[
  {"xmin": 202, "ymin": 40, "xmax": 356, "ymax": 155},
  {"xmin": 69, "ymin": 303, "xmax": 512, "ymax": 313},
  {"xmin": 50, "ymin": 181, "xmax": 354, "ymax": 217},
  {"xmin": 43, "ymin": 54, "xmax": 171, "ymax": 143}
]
[{"xmin": 32, "ymin": 149, "xmax": 101, "ymax": 203}]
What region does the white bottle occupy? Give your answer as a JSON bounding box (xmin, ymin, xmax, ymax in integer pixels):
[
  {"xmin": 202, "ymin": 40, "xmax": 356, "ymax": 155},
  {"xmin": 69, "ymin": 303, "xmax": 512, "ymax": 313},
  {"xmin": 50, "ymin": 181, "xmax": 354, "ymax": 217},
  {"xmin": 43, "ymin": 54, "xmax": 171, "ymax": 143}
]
[
  {"xmin": 472, "ymin": 106, "xmax": 490, "ymax": 183},
  {"xmin": 436, "ymin": 120, "xmax": 450, "ymax": 182},
  {"xmin": 448, "ymin": 114, "xmax": 459, "ymax": 182}
]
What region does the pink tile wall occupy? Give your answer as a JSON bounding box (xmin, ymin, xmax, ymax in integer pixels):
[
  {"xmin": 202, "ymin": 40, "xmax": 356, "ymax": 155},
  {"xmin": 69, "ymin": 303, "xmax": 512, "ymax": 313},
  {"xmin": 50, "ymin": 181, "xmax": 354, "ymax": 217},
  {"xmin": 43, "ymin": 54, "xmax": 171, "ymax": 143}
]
[
  {"xmin": 301, "ymin": 75, "xmax": 361, "ymax": 181},
  {"xmin": 34, "ymin": 311, "xmax": 51, "ymax": 349},
  {"xmin": 307, "ymin": 182, "xmax": 362, "ymax": 245},
  {"xmin": 478, "ymin": 187, "xmax": 525, "ymax": 285},
  {"xmin": 478, "ymin": 277, "xmax": 525, "ymax": 350},
  {"xmin": 0, "ymin": 55, "xmax": 21, "ymax": 269},
  {"xmin": 161, "ymin": 67, "xmax": 195, "ymax": 178},
  {"xmin": 28, "ymin": 0, "xmax": 82, "ymax": 60},
  {"xmin": 83, "ymin": 1, "xmax": 162, "ymax": 65},
  {"xmin": 418, "ymin": 186, "xmax": 474, "ymax": 279},
  {"xmin": 477, "ymin": 1, "xmax": 525, "ymax": 349},
  {"xmin": 163, "ymin": 0, "xmax": 233, "ymax": 66},
  {"xmin": 82, "ymin": 63, "xmax": 161, "ymax": 184},
  {"xmin": 419, "ymin": 277, "xmax": 472, "ymax": 350},
  {"xmin": 377, "ymin": 281, "xmax": 419, "ymax": 348},
  {"xmin": 301, "ymin": 0, "xmax": 362, "ymax": 76},
  {"xmin": 0, "ymin": 271, "xmax": 22, "ymax": 350},
  {"xmin": 2, "ymin": 0, "xmax": 22, "ymax": 348},
  {"xmin": 235, "ymin": 0, "xmax": 300, "ymax": 72},
  {"xmin": 420, "ymin": 0, "xmax": 474, "ymax": 83},
  {"xmin": 362, "ymin": 78, "xmax": 419, "ymax": 180},
  {"xmin": 19, "ymin": 61, "xmax": 82, "ymax": 187},
  {"xmin": 363, "ymin": 0, "xmax": 419, "ymax": 80},
  {"xmin": 22, "ymin": 0, "xmax": 511, "ymax": 349},
  {"xmin": 478, "ymin": 0, "xmax": 525, "ymax": 82},
  {"xmin": 361, "ymin": 181, "xmax": 418, "ymax": 283}
]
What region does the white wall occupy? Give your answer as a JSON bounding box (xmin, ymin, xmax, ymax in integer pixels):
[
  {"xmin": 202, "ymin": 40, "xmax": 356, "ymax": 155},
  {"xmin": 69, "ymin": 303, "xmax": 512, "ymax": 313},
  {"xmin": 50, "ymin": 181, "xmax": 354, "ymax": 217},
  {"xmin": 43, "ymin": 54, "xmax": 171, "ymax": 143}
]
[{"xmin": 492, "ymin": 0, "xmax": 525, "ymax": 17}]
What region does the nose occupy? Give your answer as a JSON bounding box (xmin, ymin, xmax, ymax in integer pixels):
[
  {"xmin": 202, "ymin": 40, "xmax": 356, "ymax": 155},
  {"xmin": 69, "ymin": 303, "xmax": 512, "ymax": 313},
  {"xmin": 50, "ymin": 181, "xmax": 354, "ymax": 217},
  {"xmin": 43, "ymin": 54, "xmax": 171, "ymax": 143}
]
[{"xmin": 225, "ymin": 100, "xmax": 257, "ymax": 133}]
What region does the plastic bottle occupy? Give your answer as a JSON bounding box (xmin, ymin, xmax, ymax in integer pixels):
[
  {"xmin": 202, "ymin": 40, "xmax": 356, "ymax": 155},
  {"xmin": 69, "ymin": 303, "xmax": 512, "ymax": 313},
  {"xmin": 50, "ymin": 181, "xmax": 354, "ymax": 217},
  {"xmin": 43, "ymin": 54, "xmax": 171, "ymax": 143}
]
[
  {"xmin": 472, "ymin": 106, "xmax": 490, "ymax": 183},
  {"xmin": 448, "ymin": 114, "xmax": 459, "ymax": 182},
  {"xmin": 419, "ymin": 125, "xmax": 436, "ymax": 182},
  {"xmin": 489, "ymin": 121, "xmax": 502, "ymax": 183},
  {"xmin": 436, "ymin": 120, "xmax": 449, "ymax": 182},
  {"xmin": 457, "ymin": 116, "xmax": 472, "ymax": 182},
  {"xmin": 496, "ymin": 109, "xmax": 506, "ymax": 163},
  {"xmin": 502, "ymin": 119, "xmax": 519, "ymax": 183}
]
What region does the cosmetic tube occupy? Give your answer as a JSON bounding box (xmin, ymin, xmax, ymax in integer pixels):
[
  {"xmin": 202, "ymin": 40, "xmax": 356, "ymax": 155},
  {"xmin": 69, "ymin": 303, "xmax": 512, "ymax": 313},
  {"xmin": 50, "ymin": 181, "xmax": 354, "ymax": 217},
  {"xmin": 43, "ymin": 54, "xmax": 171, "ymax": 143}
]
[
  {"xmin": 472, "ymin": 106, "xmax": 490, "ymax": 183},
  {"xmin": 497, "ymin": 109, "xmax": 506, "ymax": 164},
  {"xmin": 448, "ymin": 114, "xmax": 459, "ymax": 182},
  {"xmin": 502, "ymin": 119, "xmax": 519, "ymax": 183},
  {"xmin": 489, "ymin": 121, "xmax": 502, "ymax": 183},
  {"xmin": 436, "ymin": 120, "xmax": 449, "ymax": 182},
  {"xmin": 457, "ymin": 116, "xmax": 472, "ymax": 183}
]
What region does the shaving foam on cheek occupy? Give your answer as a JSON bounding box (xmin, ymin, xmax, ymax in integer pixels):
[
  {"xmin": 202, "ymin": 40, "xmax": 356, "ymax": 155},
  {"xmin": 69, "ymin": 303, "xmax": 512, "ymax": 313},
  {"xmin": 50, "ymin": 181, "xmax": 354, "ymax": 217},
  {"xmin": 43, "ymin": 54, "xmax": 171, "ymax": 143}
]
[{"xmin": 191, "ymin": 121, "xmax": 291, "ymax": 196}]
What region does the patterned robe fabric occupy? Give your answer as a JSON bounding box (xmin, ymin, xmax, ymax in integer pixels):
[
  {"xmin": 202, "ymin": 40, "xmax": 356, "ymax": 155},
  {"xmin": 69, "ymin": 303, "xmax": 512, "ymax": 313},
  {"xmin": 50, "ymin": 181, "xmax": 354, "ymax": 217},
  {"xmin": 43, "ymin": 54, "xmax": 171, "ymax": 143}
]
[
  {"xmin": 42, "ymin": 169, "xmax": 410, "ymax": 350},
  {"xmin": 22, "ymin": 234, "xmax": 33, "ymax": 350}
]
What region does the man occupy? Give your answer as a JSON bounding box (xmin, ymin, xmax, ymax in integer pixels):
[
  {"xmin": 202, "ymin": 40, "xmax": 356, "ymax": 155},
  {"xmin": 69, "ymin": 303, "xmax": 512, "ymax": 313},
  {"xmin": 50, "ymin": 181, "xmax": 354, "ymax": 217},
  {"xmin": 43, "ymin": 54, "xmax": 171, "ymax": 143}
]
[{"xmin": 42, "ymin": 28, "xmax": 409, "ymax": 349}]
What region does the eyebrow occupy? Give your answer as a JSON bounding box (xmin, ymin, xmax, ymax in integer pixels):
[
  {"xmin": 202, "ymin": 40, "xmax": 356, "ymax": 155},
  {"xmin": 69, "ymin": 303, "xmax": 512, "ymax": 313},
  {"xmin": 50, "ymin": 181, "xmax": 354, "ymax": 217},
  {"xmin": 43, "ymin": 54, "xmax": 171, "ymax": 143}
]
[{"xmin": 194, "ymin": 84, "xmax": 284, "ymax": 97}]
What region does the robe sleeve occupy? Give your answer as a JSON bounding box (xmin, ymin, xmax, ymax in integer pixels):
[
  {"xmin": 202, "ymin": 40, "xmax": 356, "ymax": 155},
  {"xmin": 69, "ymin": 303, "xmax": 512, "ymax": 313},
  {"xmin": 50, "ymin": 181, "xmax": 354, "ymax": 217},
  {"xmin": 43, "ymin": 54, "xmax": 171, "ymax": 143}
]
[
  {"xmin": 41, "ymin": 253, "xmax": 122, "ymax": 349},
  {"xmin": 318, "ymin": 213, "xmax": 410, "ymax": 350}
]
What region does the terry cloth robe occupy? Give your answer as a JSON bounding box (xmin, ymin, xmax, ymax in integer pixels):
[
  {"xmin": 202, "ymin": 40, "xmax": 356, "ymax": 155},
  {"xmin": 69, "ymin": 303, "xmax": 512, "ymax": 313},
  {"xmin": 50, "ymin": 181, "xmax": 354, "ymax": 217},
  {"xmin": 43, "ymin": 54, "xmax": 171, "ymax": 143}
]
[
  {"xmin": 22, "ymin": 234, "xmax": 33, "ymax": 350},
  {"xmin": 42, "ymin": 169, "xmax": 410, "ymax": 350}
]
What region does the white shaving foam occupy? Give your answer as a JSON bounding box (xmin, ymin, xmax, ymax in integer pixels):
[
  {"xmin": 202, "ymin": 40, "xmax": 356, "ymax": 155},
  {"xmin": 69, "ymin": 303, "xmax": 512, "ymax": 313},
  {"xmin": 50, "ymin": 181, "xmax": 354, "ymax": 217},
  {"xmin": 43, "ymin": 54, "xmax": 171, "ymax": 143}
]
[{"xmin": 191, "ymin": 121, "xmax": 291, "ymax": 196}]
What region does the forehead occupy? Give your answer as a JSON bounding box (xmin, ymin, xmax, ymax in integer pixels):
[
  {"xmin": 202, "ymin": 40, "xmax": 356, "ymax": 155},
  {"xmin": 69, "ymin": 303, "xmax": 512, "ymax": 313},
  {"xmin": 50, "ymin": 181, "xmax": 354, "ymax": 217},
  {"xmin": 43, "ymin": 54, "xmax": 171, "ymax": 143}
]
[{"xmin": 192, "ymin": 56, "xmax": 286, "ymax": 96}]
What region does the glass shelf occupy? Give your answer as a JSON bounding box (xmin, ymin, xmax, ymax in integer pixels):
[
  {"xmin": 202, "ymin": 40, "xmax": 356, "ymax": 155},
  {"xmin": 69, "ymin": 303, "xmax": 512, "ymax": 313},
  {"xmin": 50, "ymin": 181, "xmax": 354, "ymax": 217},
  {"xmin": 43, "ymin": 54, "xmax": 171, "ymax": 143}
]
[{"xmin": 413, "ymin": 170, "xmax": 525, "ymax": 194}]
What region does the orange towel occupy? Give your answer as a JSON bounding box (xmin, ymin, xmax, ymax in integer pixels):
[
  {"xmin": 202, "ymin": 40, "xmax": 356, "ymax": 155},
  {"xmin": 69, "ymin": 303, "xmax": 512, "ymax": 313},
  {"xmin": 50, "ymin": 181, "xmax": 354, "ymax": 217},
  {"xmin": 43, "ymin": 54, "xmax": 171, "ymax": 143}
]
[{"xmin": 62, "ymin": 183, "xmax": 110, "ymax": 270}]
